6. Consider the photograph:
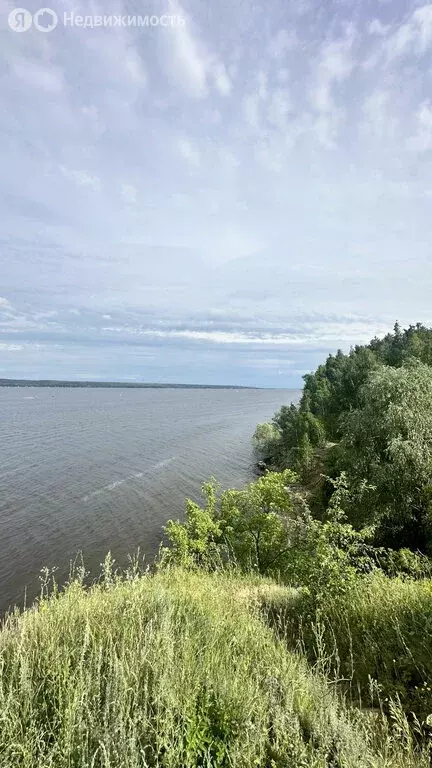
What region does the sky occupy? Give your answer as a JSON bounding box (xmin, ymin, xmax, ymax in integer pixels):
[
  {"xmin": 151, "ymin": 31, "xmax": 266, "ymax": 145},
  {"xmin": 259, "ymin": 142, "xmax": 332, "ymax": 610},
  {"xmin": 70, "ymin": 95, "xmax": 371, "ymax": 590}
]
[{"xmin": 0, "ymin": 0, "xmax": 431, "ymax": 387}]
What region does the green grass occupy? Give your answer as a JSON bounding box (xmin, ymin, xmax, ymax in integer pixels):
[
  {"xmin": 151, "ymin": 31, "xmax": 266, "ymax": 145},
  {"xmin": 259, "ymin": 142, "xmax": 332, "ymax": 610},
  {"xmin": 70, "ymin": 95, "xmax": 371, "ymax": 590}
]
[
  {"xmin": 265, "ymin": 572, "xmax": 432, "ymax": 723},
  {"xmin": 0, "ymin": 565, "xmax": 430, "ymax": 767}
]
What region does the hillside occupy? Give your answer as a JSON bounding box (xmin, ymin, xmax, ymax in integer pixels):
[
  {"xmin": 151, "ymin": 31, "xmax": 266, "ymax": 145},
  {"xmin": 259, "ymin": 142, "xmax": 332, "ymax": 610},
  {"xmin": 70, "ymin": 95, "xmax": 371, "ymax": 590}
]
[{"xmin": 0, "ymin": 564, "xmax": 431, "ymax": 767}]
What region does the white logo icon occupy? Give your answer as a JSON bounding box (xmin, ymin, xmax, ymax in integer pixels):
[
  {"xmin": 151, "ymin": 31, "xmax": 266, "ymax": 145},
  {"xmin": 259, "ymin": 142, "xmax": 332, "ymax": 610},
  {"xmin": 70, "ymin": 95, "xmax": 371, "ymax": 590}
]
[
  {"xmin": 8, "ymin": 7, "xmax": 32, "ymax": 31},
  {"xmin": 8, "ymin": 7, "xmax": 58, "ymax": 32},
  {"xmin": 33, "ymin": 7, "xmax": 58, "ymax": 31}
]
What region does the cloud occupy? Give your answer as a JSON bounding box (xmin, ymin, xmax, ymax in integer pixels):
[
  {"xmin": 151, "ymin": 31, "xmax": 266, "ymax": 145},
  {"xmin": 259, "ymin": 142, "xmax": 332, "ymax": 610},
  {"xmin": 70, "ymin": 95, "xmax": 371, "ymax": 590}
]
[
  {"xmin": 305, "ymin": 25, "xmax": 358, "ymax": 149},
  {"xmin": 1, "ymin": 0, "xmax": 432, "ymax": 385},
  {"xmin": 59, "ymin": 167, "xmax": 101, "ymax": 191},
  {"xmin": 212, "ymin": 62, "xmax": 232, "ymax": 95},
  {"xmin": 362, "ymin": 90, "xmax": 394, "ymax": 140},
  {"xmin": 242, "ymin": 71, "xmax": 269, "ymax": 130},
  {"xmin": 11, "ymin": 58, "xmax": 64, "ymax": 93},
  {"xmin": 311, "ymin": 27, "xmax": 355, "ymax": 114},
  {"xmin": 177, "ymin": 138, "xmax": 201, "ymax": 165},
  {"xmin": 369, "ymin": 19, "xmax": 390, "ymax": 36},
  {"xmin": 267, "ymin": 88, "xmax": 292, "ymax": 130},
  {"xmin": 99, "ymin": 317, "xmax": 391, "ymax": 349},
  {"xmin": 120, "ymin": 183, "xmax": 138, "ymax": 204},
  {"xmin": 124, "ymin": 49, "xmax": 148, "ymax": 86},
  {"xmin": 81, "ymin": 105, "xmax": 99, "ymax": 120},
  {"xmin": 269, "ymin": 29, "xmax": 298, "ymax": 58},
  {"xmin": 164, "ymin": 0, "xmax": 209, "ymax": 97},
  {"xmin": 407, "ymin": 101, "xmax": 432, "ymax": 152},
  {"xmin": 385, "ymin": 4, "xmax": 432, "ymax": 59},
  {"xmin": 0, "ymin": 343, "xmax": 23, "ymax": 351},
  {"xmin": 243, "ymin": 94, "xmax": 261, "ymax": 130},
  {"xmin": 163, "ymin": 0, "xmax": 233, "ymax": 99},
  {"xmin": 244, "ymin": 357, "xmax": 296, "ymax": 369}
]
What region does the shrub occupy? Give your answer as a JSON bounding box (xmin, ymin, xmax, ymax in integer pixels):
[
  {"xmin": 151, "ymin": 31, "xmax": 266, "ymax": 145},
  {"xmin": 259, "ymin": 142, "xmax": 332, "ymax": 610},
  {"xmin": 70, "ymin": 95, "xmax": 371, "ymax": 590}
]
[{"xmin": 163, "ymin": 472, "xmax": 380, "ymax": 596}]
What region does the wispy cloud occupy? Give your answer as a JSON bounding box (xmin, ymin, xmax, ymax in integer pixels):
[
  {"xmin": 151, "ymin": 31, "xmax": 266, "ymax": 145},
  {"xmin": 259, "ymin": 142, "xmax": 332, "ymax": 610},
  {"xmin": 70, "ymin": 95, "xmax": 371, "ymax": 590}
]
[
  {"xmin": 177, "ymin": 137, "xmax": 201, "ymax": 165},
  {"xmin": 369, "ymin": 19, "xmax": 390, "ymax": 36},
  {"xmin": 120, "ymin": 183, "xmax": 138, "ymax": 204},
  {"xmin": 163, "ymin": 0, "xmax": 233, "ymax": 99},
  {"xmin": 385, "ymin": 4, "xmax": 432, "ymax": 59},
  {"xmin": 310, "ymin": 27, "xmax": 356, "ymax": 113},
  {"xmin": 0, "ymin": 343, "xmax": 23, "ymax": 351},
  {"xmin": 59, "ymin": 167, "xmax": 102, "ymax": 191},
  {"xmin": 1, "ymin": 0, "xmax": 431, "ymax": 384},
  {"xmin": 407, "ymin": 101, "xmax": 432, "ymax": 152}
]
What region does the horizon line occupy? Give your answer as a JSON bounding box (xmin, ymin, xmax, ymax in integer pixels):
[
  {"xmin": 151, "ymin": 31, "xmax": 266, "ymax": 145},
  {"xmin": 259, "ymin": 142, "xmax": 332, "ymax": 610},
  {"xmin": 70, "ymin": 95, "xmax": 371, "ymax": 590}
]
[{"xmin": 0, "ymin": 377, "xmax": 271, "ymax": 390}]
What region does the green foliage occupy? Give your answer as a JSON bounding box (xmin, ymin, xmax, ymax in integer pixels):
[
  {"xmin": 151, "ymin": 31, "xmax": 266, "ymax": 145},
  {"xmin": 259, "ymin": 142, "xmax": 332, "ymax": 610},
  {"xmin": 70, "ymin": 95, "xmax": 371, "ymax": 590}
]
[
  {"xmin": 252, "ymin": 422, "xmax": 281, "ymax": 464},
  {"xmin": 219, "ymin": 470, "xmax": 300, "ymax": 575},
  {"xmin": 302, "ymin": 346, "xmax": 380, "ymax": 439},
  {"xmin": 382, "ymin": 548, "xmax": 432, "ymax": 579},
  {"xmin": 165, "ymin": 471, "xmax": 314, "ymax": 579},
  {"xmin": 163, "ymin": 472, "xmax": 381, "ymax": 598},
  {"xmin": 261, "ymin": 323, "xmax": 432, "ymax": 553},
  {"xmin": 253, "ymin": 403, "xmax": 325, "ymax": 479},
  {"xmin": 370, "ymin": 322, "xmax": 432, "ymax": 368},
  {"xmin": 302, "ymin": 323, "xmax": 432, "ymax": 441},
  {"xmin": 163, "ymin": 481, "xmax": 223, "ymax": 569},
  {"xmin": 293, "ymin": 473, "xmax": 380, "ymax": 598},
  {"xmin": 272, "ymin": 403, "xmax": 325, "ymax": 470},
  {"xmin": 337, "ymin": 362, "xmax": 432, "ymax": 550}
]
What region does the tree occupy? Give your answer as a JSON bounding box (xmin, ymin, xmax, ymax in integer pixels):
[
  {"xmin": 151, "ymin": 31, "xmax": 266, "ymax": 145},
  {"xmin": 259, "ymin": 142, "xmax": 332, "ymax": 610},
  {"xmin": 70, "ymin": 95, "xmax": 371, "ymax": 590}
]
[
  {"xmin": 302, "ymin": 345, "xmax": 379, "ymax": 439},
  {"xmin": 163, "ymin": 481, "xmax": 223, "ymax": 569},
  {"xmin": 338, "ymin": 361, "xmax": 432, "ymax": 551},
  {"xmin": 164, "ymin": 471, "xmax": 315, "ymax": 579},
  {"xmin": 252, "ymin": 422, "xmax": 280, "ymax": 463},
  {"xmin": 219, "ymin": 469, "xmax": 307, "ymax": 575},
  {"xmin": 163, "ymin": 471, "xmax": 374, "ymax": 592}
]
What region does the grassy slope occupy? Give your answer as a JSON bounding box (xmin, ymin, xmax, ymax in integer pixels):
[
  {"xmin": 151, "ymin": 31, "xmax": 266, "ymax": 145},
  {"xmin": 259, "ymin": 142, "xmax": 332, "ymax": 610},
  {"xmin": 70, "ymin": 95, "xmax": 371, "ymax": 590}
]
[
  {"xmin": 0, "ymin": 568, "xmax": 429, "ymax": 768},
  {"xmin": 270, "ymin": 572, "xmax": 432, "ymax": 721}
]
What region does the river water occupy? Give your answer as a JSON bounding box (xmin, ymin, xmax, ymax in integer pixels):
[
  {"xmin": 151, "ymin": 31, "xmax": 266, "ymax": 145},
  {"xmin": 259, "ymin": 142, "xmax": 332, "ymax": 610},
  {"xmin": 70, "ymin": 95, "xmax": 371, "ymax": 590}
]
[{"xmin": 0, "ymin": 386, "xmax": 299, "ymax": 613}]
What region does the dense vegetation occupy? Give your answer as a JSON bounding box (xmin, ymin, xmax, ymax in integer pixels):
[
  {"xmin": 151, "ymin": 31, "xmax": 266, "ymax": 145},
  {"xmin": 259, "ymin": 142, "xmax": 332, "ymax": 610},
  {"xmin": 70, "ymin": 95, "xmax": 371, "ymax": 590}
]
[
  {"xmin": 2, "ymin": 323, "xmax": 432, "ymax": 766},
  {"xmin": 254, "ymin": 322, "xmax": 432, "ymax": 553}
]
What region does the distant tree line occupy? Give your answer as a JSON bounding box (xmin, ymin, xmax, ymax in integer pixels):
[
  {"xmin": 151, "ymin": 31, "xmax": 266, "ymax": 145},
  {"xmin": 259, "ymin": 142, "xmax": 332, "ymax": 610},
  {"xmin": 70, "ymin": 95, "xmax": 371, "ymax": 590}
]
[{"xmin": 0, "ymin": 379, "xmax": 251, "ymax": 390}]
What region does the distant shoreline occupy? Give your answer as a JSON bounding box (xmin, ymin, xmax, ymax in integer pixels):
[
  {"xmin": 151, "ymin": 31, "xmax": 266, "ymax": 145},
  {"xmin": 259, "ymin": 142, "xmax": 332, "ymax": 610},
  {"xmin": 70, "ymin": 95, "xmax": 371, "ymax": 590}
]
[{"xmin": 0, "ymin": 378, "xmax": 258, "ymax": 390}]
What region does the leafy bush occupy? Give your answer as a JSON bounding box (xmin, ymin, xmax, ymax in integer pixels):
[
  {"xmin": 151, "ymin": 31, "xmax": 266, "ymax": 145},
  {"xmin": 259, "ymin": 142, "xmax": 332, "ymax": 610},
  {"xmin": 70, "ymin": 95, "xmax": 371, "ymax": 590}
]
[
  {"xmin": 253, "ymin": 404, "xmax": 325, "ymax": 479},
  {"xmin": 163, "ymin": 481, "xmax": 223, "ymax": 569},
  {"xmin": 253, "ymin": 422, "xmax": 281, "ymax": 465},
  {"xmin": 163, "ymin": 470, "xmax": 309, "ymax": 579},
  {"xmin": 163, "ymin": 472, "xmax": 380, "ymax": 596}
]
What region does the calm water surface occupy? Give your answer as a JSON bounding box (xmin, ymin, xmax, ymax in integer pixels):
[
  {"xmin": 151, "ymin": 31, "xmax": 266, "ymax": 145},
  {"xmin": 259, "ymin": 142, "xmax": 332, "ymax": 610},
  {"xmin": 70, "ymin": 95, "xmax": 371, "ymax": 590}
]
[{"xmin": 0, "ymin": 387, "xmax": 299, "ymax": 613}]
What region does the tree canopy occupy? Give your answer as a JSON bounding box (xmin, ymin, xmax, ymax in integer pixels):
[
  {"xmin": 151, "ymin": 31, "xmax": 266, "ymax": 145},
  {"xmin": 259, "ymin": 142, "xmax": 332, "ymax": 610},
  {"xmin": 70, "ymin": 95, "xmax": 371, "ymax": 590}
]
[{"xmin": 254, "ymin": 323, "xmax": 432, "ymax": 553}]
